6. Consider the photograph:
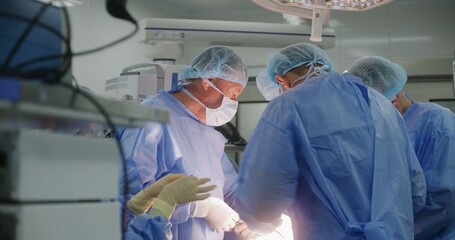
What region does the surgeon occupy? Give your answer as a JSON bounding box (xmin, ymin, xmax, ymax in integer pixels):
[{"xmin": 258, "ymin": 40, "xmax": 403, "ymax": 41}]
[
  {"xmin": 348, "ymin": 56, "xmax": 455, "ymax": 240},
  {"xmin": 236, "ymin": 43, "xmax": 427, "ymax": 240},
  {"xmin": 118, "ymin": 46, "xmax": 249, "ymax": 240},
  {"xmin": 122, "ymin": 174, "xmax": 216, "ymax": 240}
]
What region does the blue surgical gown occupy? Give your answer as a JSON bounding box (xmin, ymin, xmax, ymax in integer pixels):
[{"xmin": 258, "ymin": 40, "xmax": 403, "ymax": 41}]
[
  {"xmin": 403, "ymin": 102, "xmax": 455, "ymax": 240},
  {"xmin": 119, "ymin": 194, "xmax": 172, "ymax": 240},
  {"xmin": 126, "ymin": 215, "xmax": 172, "ymax": 240},
  {"xmin": 118, "ymin": 90, "xmax": 238, "ymax": 240},
  {"xmin": 120, "ymin": 195, "xmax": 173, "ymax": 240},
  {"xmin": 236, "ymin": 72, "xmax": 426, "ymax": 240}
]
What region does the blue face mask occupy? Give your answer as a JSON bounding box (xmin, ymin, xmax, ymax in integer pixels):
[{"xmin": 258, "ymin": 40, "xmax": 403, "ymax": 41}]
[
  {"xmin": 256, "ymin": 71, "xmax": 280, "ymax": 101},
  {"xmin": 182, "ymin": 79, "xmax": 238, "ymax": 127}
]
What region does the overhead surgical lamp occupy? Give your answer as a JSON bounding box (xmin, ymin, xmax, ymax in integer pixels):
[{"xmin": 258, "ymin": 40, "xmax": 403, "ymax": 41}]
[{"xmin": 252, "ymin": 0, "xmax": 394, "ymax": 42}]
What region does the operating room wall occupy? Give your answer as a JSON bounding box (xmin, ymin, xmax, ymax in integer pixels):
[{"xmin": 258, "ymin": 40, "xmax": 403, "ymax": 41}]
[
  {"xmin": 68, "ymin": 0, "xmax": 454, "ymax": 101},
  {"xmin": 192, "ymin": 0, "xmax": 455, "ymax": 77},
  {"xmin": 68, "ymin": 0, "xmax": 189, "ymax": 94},
  {"xmin": 326, "ymin": 0, "xmax": 455, "ymax": 76},
  {"xmin": 237, "ymin": 1, "xmax": 455, "ymax": 106},
  {"xmin": 189, "ymin": 0, "xmax": 455, "ymax": 103}
]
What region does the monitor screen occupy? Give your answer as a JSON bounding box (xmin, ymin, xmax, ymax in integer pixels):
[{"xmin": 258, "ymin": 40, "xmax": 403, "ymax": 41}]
[{"xmin": 236, "ymin": 101, "xmax": 269, "ymax": 141}]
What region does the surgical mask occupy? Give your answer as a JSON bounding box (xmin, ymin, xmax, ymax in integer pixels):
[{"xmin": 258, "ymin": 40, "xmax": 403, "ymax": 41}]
[
  {"xmin": 256, "ymin": 71, "xmax": 280, "ymax": 101},
  {"xmin": 181, "ymin": 79, "xmax": 238, "ymax": 127},
  {"xmin": 257, "ymin": 64, "xmax": 328, "ymax": 101}
]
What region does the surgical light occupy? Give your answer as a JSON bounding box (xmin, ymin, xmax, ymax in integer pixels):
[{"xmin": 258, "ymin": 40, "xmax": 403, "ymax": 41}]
[
  {"xmin": 273, "ymin": 0, "xmax": 393, "ymax": 11},
  {"xmin": 36, "ymin": 0, "xmax": 82, "ymax": 7},
  {"xmin": 252, "ymin": 0, "xmax": 393, "ymax": 42}
]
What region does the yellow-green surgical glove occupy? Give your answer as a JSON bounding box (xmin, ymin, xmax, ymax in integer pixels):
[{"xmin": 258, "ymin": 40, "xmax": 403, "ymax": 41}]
[
  {"xmin": 150, "ymin": 176, "xmax": 216, "ymax": 219},
  {"xmin": 127, "ymin": 174, "xmax": 186, "ymax": 215}
]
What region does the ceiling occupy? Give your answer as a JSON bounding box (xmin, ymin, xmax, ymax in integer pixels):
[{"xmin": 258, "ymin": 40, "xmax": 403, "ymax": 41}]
[
  {"xmin": 145, "ymin": 0, "xmax": 286, "ymax": 23},
  {"xmin": 157, "ymin": 0, "xmax": 260, "ymax": 14},
  {"xmin": 149, "ymin": 0, "xmax": 434, "ymax": 23}
]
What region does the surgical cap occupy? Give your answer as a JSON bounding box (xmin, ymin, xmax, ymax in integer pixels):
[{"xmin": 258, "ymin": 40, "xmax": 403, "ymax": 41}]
[
  {"xmin": 256, "ymin": 43, "xmax": 333, "ymax": 100},
  {"xmin": 256, "ymin": 43, "xmax": 332, "ymax": 100},
  {"xmin": 182, "ymin": 46, "xmax": 248, "ymax": 87},
  {"xmin": 348, "ymin": 56, "xmax": 407, "ymax": 101}
]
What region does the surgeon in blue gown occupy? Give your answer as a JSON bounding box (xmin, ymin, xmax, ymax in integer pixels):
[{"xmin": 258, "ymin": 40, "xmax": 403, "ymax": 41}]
[
  {"xmin": 118, "ymin": 46, "xmax": 251, "ymax": 240},
  {"xmin": 236, "ymin": 43, "xmax": 427, "ymax": 240},
  {"xmin": 349, "ymin": 56, "xmax": 455, "ymax": 240}
]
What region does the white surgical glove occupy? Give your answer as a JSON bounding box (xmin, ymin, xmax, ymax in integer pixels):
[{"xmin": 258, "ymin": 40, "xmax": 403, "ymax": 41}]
[
  {"xmin": 190, "ymin": 197, "xmax": 239, "ymax": 232},
  {"xmin": 150, "ymin": 176, "xmax": 216, "ymax": 219},
  {"xmin": 127, "ymin": 174, "xmax": 186, "ymax": 215}
]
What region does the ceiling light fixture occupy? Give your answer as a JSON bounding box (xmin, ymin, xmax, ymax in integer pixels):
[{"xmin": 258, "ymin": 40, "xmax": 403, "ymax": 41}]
[
  {"xmin": 36, "ymin": 0, "xmax": 82, "ymax": 8},
  {"xmin": 252, "ymin": 0, "xmax": 393, "ymax": 42}
]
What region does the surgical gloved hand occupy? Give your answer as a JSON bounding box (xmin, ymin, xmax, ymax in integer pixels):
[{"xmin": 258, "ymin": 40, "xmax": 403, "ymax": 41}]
[
  {"xmin": 234, "ymin": 219, "xmax": 258, "ymax": 240},
  {"xmin": 190, "ymin": 197, "xmax": 240, "ymax": 232},
  {"xmin": 150, "ymin": 176, "xmax": 217, "ymax": 219},
  {"xmin": 147, "ymin": 174, "xmax": 188, "ymax": 199},
  {"xmin": 158, "ymin": 176, "xmax": 216, "ymax": 205},
  {"xmin": 127, "ymin": 174, "xmax": 186, "ymax": 215}
]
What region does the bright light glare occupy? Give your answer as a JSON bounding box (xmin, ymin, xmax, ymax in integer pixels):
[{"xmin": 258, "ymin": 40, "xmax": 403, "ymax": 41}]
[
  {"xmin": 274, "ymin": 0, "xmax": 393, "ymax": 11},
  {"xmin": 255, "ymin": 214, "xmax": 294, "ymax": 240},
  {"xmin": 36, "ymin": 0, "xmax": 82, "ymax": 7}
]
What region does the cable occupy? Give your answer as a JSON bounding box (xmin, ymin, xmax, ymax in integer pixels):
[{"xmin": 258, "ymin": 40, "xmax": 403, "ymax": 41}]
[
  {"xmin": 12, "ymin": 22, "xmax": 137, "ymax": 74},
  {"xmin": 0, "ymin": 2, "xmax": 52, "ymax": 72},
  {"xmin": 60, "ymin": 78, "xmax": 130, "ymax": 236},
  {"xmin": 12, "ymin": 12, "xmax": 138, "ymax": 69},
  {"xmin": 0, "ymin": 12, "xmax": 69, "ymax": 42},
  {"xmin": 1, "ymin": 1, "xmax": 137, "ymax": 238},
  {"xmin": 46, "ymin": 0, "xmax": 73, "ymax": 84},
  {"xmin": 59, "ymin": 1, "xmax": 133, "ymax": 238},
  {"xmin": 0, "ymin": 9, "xmax": 71, "ymax": 83},
  {"xmin": 18, "ymin": 0, "xmax": 72, "ymax": 84},
  {"xmin": 2, "ymin": 1, "xmax": 138, "ymax": 85},
  {"xmin": 11, "ymin": 19, "xmax": 138, "ymax": 83}
]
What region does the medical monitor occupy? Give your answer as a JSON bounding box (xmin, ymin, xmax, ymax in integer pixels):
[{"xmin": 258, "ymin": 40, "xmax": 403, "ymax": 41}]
[
  {"xmin": 228, "ymin": 101, "xmax": 268, "ymax": 163},
  {"xmin": 236, "ymin": 101, "xmax": 269, "ymax": 142}
]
